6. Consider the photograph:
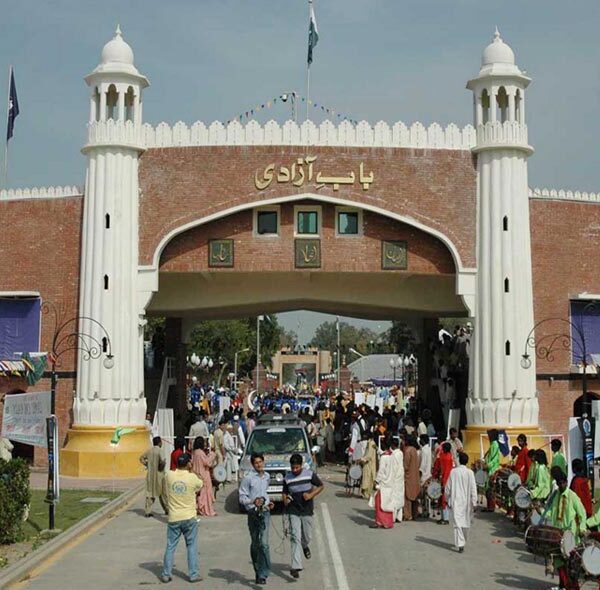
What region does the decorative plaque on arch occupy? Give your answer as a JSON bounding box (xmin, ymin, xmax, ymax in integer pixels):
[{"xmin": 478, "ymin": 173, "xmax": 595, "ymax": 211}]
[
  {"xmin": 381, "ymin": 240, "xmax": 407, "ymax": 270},
  {"xmin": 208, "ymin": 239, "xmax": 234, "ymax": 268}
]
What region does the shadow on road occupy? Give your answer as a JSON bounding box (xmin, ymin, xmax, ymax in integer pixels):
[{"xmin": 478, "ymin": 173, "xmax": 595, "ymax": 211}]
[
  {"xmin": 414, "ymin": 535, "xmax": 455, "ymax": 551},
  {"xmin": 209, "ymin": 568, "xmax": 256, "ymax": 588},
  {"xmin": 139, "ymin": 560, "xmax": 188, "ymax": 581},
  {"xmin": 130, "ymin": 507, "xmax": 169, "ymax": 523},
  {"xmin": 348, "ymin": 514, "xmax": 374, "ymax": 527},
  {"xmin": 492, "ymin": 572, "xmax": 549, "ymax": 589}
]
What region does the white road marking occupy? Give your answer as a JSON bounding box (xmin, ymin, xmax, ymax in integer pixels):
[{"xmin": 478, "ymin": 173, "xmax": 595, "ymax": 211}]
[
  {"xmin": 320, "ymin": 503, "xmax": 350, "ymax": 590},
  {"xmin": 314, "ymin": 509, "xmax": 335, "ymax": 590}
]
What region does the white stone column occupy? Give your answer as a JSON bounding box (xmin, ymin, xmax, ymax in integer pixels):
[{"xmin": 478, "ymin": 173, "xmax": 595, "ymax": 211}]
[{"xmin": 75, "ymin": 123, "xmax": 146, "ymax": 427}]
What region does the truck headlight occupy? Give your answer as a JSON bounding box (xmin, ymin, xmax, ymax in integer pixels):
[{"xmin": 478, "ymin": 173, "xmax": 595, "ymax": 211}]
[{"xmin": 275, "ymin": 473, "xmax": 284, "ymax": 482}]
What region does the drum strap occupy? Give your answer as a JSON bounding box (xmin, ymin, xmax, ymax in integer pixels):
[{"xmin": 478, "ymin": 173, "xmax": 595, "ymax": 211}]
[{"xmin": 541, "ymin": 490, "xmax": 557, "ymax": 521}]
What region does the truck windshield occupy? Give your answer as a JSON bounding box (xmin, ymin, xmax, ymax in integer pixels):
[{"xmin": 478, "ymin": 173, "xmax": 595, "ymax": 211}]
[{"xmin": 246, "ymin": 428, "xmax": 307, "ymax": 454}]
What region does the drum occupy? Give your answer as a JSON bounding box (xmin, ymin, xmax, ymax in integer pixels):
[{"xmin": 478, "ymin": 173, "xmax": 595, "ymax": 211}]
[
  {"xmin": 474, "ymin": 469, "xmax": 488, "ymax": 489},
  {"xmin": 507, "ymin": 473, "xmax": 522, "ymax": 492},
  {"xmin": 493, "ymin": 469, "xmax": 512, "ymax": 508},
  {"xmin": 426, "ymin": 479, "xmax": 442, "ymax": 500},
  {"xmin": 514, "ymin": 486, "xmax": 532, "ymax": 510},
  {"xmin": 213, "ymin": 464, "xmax": 227, "ymax": 483},
  {"xmin": 561, "ymin": 530, "xmax": 578, "ymax": 558},
  {"xmin": 525, "ymin": 525, "xmax": 563, "ymax": 557},
  {"xmin": 581, "ymin": 542, "xmax": 600, "ymax": 577},
  {"xmin": 348, "ymin": 464, "xmax": 362, "ymax": 482}
]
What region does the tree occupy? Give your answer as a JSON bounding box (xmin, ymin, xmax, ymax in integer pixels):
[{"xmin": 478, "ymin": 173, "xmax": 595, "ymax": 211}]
[
  {"xmin": 309, "ymin": 321, "xmax": 382, "ymax": 357},
  {"xmin": 385, "ymin": 321, "xmax": 417, "ymax": 354},
  {"xmin": 187, "ymin": 315, "xmax": 283, "ymax": 382},
  {"xmin": 279, "ymin": 329, "xmax": 298, "ymax": 348}
]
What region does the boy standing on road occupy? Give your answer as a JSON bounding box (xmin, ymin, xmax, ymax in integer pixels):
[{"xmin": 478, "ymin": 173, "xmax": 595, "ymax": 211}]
[
  {"xmin": 282, "ymin": 453, "xmax": 325, "ymax": 579},
  {"xmin": 161, "ymin": 454, "xmax": 203, "ymax": 584},
  {"xmin": 239, "ymin": 453, "xmax": 274, "ymax": 585}
]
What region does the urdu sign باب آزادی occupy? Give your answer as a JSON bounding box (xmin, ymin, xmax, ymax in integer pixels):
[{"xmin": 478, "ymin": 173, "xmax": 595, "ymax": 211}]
[{"xmin": 254, "ymin": 155, "xmax": 374, "ymax": 191}]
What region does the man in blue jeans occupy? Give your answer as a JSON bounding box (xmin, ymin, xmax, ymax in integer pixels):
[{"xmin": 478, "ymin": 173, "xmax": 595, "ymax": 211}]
[
  {"xmin": 161, "ymin": 453, "xmax": 203, "ymax": 583},
  {"xmin": 239, "ymin": 452, "xmax": 273, "ymax": 585}
]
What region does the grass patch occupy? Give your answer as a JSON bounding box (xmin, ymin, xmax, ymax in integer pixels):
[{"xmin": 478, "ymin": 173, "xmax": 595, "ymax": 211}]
[
  {"xmin": 0, "ymin": 489, "xmax": 121, "ymax": 570},
  {"xmin": 23, "ymin": 489, "xmax": 120, "ymax": 538}
]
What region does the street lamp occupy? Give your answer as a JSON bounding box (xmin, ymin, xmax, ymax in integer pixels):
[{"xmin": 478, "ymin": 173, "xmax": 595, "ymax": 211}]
[
  {"xmin": 389, "ymin": 355, "xmax": 404, "ymax": 384},
  {"xmin": 521, "ymin": 301, "xmax": 599, "ymax": 486},
  {"xmin": 42, "ymin": 302, "xmax": 113, "ymax": 532},
  {"xmin": 234, "ymin": 347, "xmax": 250, "ymax": 392}
]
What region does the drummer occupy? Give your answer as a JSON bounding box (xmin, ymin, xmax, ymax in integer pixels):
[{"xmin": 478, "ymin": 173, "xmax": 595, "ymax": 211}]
[
  {"xmin": 514, "ymin": 434, "xmax": 532, "ymax": 484},
  {"xmin": 546, "ymin": 470, "xmax": 587, "ymax": 590},
  {"xmin": 483, "ymin": 429, "xmax": 501, "ymax": 512},
  {"xmin": 529, "ymin": 450, "xmax": 552, "ymax": 503}
]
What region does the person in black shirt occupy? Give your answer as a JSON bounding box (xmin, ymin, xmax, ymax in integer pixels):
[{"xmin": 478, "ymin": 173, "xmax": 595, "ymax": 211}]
[{"xmin": 282, "ymin": 454, "xmax": 324, "ymax": 579}]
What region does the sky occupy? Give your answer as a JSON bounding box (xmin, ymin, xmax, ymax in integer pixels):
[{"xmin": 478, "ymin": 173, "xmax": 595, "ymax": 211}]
[{"xmin": 1, "ymin": 1, "xmax": 599, "ymax": 341}]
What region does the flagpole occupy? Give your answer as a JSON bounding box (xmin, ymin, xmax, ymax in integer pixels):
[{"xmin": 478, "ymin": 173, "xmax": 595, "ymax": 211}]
[
  {"xmin": 4, "ymin": 66, "xmax": 11, "ymax": 189},
  {"xmin": 306, "ymin": 0, "xmax": 311, "ymax": 123}
]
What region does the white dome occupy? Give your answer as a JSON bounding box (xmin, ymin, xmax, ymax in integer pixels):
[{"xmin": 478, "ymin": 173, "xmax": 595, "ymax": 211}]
[
  {"xmin": 482, "ymin": 28, "xmax": 515, "ymax": 66},
  {"xmin": 101, "ymin": 25, "xmax": 134, "ymax": 66}
]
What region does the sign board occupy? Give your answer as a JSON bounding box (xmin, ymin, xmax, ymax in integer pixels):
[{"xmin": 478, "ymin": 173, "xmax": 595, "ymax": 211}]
[
  {"xmin": 45, "ymin": 416, "xmax": 60, "ymax": 503},
  {"xmin": 1, "ymin": 391, "xmax": 51, "ymax": 447}
]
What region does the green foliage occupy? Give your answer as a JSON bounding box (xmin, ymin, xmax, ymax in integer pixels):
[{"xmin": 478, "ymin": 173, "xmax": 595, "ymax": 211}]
[
  {"xmin": 309, "ymin": 321, "xmax": 386, "ymax": 356},
  {"xmin": 0, "ymin": 458, "xmax": 31, "ymax": 544},
  {"xmin": 187, "ymin": 315, "xmax": 283, "ymax": 378},
  {"xmin": 144, "ymin": 317, "xmax": 166, "ymax": 341},
  {"xmin": 385, "ymin": 321, "xmax": 417, "ymax": 354}
]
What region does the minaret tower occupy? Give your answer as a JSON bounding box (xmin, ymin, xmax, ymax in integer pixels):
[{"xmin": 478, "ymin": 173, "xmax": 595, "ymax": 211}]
[
  {"xmin": 466, "ymin": 30, "xmax": 538, "ymax": 430},
  {"xmin": 61, "ymin": 27, "xmax": 150, "ymax": 476}
]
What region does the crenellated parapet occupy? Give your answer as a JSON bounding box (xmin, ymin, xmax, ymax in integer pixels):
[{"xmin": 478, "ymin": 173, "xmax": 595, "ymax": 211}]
[
  {"xmin": 529, "ymin": 187, "xmax": 600, "ymax": 203},
  {"xmin": 85, "ymin": 118, "xmax": 477, "ymax": 150},
  {"xmin": 0, "ymin": 185, "xmax": 82, "ymax": 201}
]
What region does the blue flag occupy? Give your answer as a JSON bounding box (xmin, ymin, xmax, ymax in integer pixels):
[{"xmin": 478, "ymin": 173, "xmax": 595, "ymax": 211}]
[
  {"xmin": 307, "ymin": 1, "xmax": 319, "ymax": 66},
  {"xmin": 6, "ymin": 68, "xmax": 19, "ymax": 142}
]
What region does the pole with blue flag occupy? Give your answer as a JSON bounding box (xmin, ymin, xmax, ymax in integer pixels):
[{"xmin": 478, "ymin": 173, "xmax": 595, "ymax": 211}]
[
  {"xmin": 4, "ymin": 66, "xmax": 19, "ymax": 188},
  {"xmin": 306, "ymin": 0, "xmax": 319, "ymax": 123}
]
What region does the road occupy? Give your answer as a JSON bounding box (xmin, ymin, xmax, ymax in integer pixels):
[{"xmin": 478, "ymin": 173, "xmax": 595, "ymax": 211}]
[{"xmin": 15, "ymin": 466, "xmax": 554, "ymax": 590}]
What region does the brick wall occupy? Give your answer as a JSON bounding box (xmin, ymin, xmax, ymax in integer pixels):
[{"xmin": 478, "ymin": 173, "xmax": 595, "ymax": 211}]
[
  {"xmin": 530, "ymin": 198, "xmax": 600, "ymax": 443},
  {"xmin": 0, "ymin": 196, "xmax": 82, "ymax": 465},
  {"xmin": 160, "ymin": 202, "xmax": 455, "ymax": 274},
  {"xmin": 139, "ymin": 146, "xmax": 477, "ymax": 268}
]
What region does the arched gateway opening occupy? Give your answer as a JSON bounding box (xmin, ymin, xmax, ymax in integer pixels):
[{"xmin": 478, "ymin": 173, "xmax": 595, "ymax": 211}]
[{"xmin": 144, "ymin": 196, "xmax": 471, "ymax": 434}]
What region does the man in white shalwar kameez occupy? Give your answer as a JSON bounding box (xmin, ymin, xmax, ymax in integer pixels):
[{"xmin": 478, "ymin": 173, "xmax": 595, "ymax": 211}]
[
  {"xmin": 445, "ymin": 452, "xmax": 477, "ymax": 552},
  {"xmin": 373, "ymin": 437, "xmax": 404, "ymax": 527}
]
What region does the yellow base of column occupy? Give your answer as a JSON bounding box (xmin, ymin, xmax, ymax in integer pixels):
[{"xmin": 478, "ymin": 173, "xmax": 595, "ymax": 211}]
[
  {"xmin": 60, "ymin": 425, "xmax": 148, "ymax": 478},
  {"xmin": 462, "ymin": 425, "xmax": 546, "ymax": 463}
]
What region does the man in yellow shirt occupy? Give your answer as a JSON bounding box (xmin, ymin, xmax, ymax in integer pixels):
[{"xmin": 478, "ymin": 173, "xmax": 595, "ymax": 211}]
[{"xmin": 161, "ymin": 454, "xmax": 203, "ymax": 583}]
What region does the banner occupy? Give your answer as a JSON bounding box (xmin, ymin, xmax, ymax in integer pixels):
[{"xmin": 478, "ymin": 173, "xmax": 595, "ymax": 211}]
[
  {"xmin": 1, "ymin": 391, "xmax": 51, "ymax": 447},
  {"xmin": 46, "ymin": 416, "xmax": 60, "ymax": 504}
]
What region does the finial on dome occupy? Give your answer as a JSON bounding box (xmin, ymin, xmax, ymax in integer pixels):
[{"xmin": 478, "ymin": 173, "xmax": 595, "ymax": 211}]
[
  {"xmin": 494, "ymin": 26, "xmax": 501, "ymax": 41},
  {"xmin": 115, "ymin": 24, "xmax": 122, "ymax": 37}
]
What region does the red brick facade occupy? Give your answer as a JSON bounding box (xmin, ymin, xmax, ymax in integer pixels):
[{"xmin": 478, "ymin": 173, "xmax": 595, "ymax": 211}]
[
  {"xmin": 0, "ymin": 146, "xmax": 598, "ymax": 463},
  {"xmin": 530, "ymin": 198, "xmax": 600, "ymax": 438},
  {"xmin": 138, "ymin": 146, "xmax": 477, "ymax": 268},
  {"xmin": 159, "ymin": 202, "xmax": 455, "ymax": 275},
  {"xmin": 0, "ymin": 195, "xmax": 83, "ymax": 464}
]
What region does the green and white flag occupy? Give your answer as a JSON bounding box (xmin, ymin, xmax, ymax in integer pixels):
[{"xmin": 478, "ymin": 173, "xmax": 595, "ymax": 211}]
[{"xmin": 307, "ymin": 0, "xmax": 319, "ymax": 65}]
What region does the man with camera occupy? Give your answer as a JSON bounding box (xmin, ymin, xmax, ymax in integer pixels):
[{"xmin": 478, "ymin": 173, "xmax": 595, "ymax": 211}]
[
  {"xmin": 239, "ymin": 453, "xmax": 273, "ymax": 585},
  {"xmin": 282, "ymin": 453, "xmax": 324, "ymax": 579}
]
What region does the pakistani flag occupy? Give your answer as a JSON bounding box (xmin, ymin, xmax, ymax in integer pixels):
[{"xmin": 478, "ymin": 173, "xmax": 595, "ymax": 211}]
[
  {"xmin": 6, "ymin": 67, "xmax": 19, "ymax": 142},
  {"xmin": 307, "ymin": 1, "xmax": 319, "ymax": 66}
]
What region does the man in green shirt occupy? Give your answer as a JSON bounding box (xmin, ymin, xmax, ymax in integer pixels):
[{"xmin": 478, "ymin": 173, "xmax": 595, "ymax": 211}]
[
  {"xmin": 546, "ymin": 470, "xmax": 587, "ymax": 590},
  {"xmin": 484, "ymin": 429, "xmax": 501, "ymax": 511},
  {"xmin": 551, "ymin": 439, "xmax": 567, "ymax": 477},
  {"xmin": 530, "ymin": 450, "xmax": 551, "ymax": 500}
]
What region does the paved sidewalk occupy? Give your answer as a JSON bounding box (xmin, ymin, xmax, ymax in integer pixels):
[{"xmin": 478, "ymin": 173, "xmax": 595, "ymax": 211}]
[{"xmin": 29, "ymin": 470, "xmax": 143, "ymax": 491}]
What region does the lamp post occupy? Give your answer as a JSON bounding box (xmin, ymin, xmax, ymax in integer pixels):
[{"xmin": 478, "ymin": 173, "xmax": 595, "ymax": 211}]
[
  {"xmin": 389, "ymin": 355, "xmax": 403, "ymax": 385},
  {"xmin": 521, "ymin": 302, "xmax": 599, "ymax": 486},
  {"xmin": 42, "ymin": 302, "xmax": 113, "ymax": 532},
  {"xmin": 234, "ymin": 347, "xmax": 250, "ymax": 392},
  {"xmin": 256, "ymin": 315, "xmax": 264, "ymax": 394}
]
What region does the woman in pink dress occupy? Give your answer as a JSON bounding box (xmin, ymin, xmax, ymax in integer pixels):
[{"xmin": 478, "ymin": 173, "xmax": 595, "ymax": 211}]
[{"xmin": 192, "ymin": 436, "xmax": 217, "ymax": 516}]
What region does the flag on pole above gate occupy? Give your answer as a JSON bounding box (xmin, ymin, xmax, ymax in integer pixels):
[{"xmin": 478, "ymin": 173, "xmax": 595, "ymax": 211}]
[
  {"xmin": 307, "ymin": 0, "xmax": 319, "ymax": 66},
  {"xmin": 6, "ymin": 67, "xmax": 19, "ymax": 142}
]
